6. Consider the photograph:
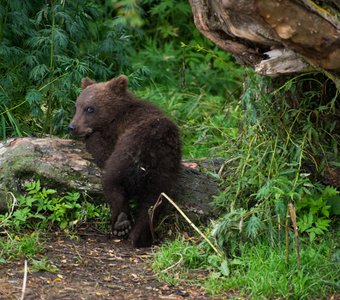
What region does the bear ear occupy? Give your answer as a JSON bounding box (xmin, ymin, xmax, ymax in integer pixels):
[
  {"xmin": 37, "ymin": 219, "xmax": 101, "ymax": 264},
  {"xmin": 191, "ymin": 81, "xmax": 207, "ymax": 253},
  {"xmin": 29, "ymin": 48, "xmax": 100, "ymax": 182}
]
[
  {"xmin": 108, "ymin": 75, "xmax": 128, "ymax": 93},
  {"xmin": 81, "ymin": 77, "xmax": 96, "ymax": 90}
]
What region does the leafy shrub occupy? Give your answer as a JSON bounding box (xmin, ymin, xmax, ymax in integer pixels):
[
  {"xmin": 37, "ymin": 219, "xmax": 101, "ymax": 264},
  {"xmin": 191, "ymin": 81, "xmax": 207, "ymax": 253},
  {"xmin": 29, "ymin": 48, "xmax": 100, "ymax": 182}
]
[{"xmin": 0, "ymin": 0, "xmax": 133, "ymax": 138}]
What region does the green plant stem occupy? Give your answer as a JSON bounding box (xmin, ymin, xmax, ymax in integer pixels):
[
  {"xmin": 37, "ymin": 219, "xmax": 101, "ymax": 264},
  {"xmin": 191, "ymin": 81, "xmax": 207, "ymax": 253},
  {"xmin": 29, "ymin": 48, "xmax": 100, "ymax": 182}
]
[
  {"xmin": 268, "ymin": 136, "xmax": 278, "ymax": 180},
  {"xmin": 292, "ymin": 134, "xmax": 307, "ymax": 196},
  {"xmin": 49, "ymin": 0, "xmax": 55, "ymax": 72},
  {"xmin": 45, "ymin": 0, "xmax": 56, "ymax": 135},
  {"xmin": 234, "ymin": 132, "xmax": 256, "ymax": 206}
]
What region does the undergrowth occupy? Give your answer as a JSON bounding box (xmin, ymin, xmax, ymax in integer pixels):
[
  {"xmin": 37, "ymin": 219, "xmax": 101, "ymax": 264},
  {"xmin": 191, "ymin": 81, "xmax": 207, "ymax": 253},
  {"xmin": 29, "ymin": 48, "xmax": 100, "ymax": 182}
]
[{"xmin": 0, "ymin": 180, "xmax": 110, "ymax": 262}]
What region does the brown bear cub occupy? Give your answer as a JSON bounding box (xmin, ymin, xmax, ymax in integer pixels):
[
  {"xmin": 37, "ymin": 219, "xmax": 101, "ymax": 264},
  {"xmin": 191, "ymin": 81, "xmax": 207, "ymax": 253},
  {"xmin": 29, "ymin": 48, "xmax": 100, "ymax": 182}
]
[{"xmin": 69, "ymin": 75, "xmax": 182, "ymax": 247}]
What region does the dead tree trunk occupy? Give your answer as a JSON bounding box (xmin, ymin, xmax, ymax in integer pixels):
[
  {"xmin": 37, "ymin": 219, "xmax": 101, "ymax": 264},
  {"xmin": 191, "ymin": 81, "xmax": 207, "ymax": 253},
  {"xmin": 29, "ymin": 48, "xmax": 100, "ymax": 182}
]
[{"xmin": 188, "ymin": 0, "xmax": 340, "ymax": 80}]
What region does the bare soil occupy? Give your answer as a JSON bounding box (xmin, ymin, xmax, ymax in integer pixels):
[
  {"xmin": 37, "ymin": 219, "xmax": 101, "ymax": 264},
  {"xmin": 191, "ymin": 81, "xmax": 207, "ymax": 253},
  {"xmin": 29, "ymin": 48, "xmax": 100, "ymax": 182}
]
[{"xmin": 0, "ymin": 228, "xmax": 224, "ymax": 300}]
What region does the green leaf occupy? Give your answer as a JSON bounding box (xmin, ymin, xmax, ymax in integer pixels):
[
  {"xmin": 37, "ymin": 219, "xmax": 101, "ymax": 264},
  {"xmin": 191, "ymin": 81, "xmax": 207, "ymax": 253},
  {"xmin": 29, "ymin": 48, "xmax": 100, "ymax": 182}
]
[
  {"xmin": 45, "ymin": 189, "xmax": 57, "ymax": 195},
  {"xmin": 245, "ymin": 215, "xmax": 263, "ymax": 239},
  {"xmin": 219, "ymin": 259, "xmax": 230, "ymax": 277},
  {"xmin": 309, "ymin": 231, "xmax": 316, "ymax": 241},
  {"xmin": 12, "ymin": 207, "xmax": 30, "ymax": 222},
  {"xmin": 307, "ymin": 213, "xmax": 314, "ymax": 225},
  {"xmin": 25, "ymin": 89, "xmax": 42, "ymax": 105},
  {"xmin": 29, "ymin": 64, "xmax": 49, "ymax": 82},
  {"xmin": 315, "ymin": 219, "xmax": 331, "ymax": 231},
  {"xmin": 24, "ymin": 196, "xmax": 36, "ymax": 207},
  {"xmin": 322, "ymin": 186, "xmax": 338, "ymax": 199},
  {"xmin": 327, "ymin": 195, "xmax": 340, "ymax": 215},
  {"xmin": 321, "ymin": 206, "xmax": 330, "ymax": 217},
  {"xmin": 33, "ymin": 213, "xmax": 46, "ymax": 220}
]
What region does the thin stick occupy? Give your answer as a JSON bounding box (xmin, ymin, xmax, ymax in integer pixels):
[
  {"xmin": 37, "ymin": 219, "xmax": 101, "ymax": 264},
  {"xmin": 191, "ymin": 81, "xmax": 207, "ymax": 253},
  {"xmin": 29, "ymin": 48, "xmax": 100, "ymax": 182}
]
[
  {"xmin": 20, "ymin": 260, "xmax": 28, "ymax": 300},
  {"xmin": 288, "ymin": 203, "xmax": 300, "ymax": 270},
  {"xmin": 156, "ymin": 192, "xmax": 222, "ymax": 257},
  {"xmin": 285, "ymin": 206, "xmax": 290, "ymax": 265},
  {"xmin": 285, "ymin": 203, "xmax": 301, "ymax": 270}
]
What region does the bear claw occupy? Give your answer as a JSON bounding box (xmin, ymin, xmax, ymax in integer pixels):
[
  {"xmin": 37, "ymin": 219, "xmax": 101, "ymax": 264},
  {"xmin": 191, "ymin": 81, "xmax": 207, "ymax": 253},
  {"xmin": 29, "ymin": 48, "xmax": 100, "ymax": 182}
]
[{"xmin": 113, "ymin": 212, "xmax": 132, "ymax": 237}]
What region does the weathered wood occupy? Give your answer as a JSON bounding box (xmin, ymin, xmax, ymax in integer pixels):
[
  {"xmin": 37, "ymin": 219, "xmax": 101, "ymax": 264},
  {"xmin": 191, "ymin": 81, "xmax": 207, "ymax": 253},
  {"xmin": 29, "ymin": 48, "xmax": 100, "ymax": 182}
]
[
  {"xmin": 0, "ymin": 137, "xmax": 220, "ymax": 222},
  {"xmin": 188, "ymin": 0, "xmax": 340, "ymax": 77},
  {"xmin": 255, "ymin": 48, "xmax": 309, "ymax": 75}
]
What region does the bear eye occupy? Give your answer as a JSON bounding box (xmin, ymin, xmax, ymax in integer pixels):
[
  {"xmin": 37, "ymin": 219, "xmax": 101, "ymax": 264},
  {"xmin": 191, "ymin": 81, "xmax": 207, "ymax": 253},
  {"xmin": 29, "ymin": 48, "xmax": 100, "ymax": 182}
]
[{"xmin": 85, "ymin": 106, "xmax": 95, "ymax": 113}]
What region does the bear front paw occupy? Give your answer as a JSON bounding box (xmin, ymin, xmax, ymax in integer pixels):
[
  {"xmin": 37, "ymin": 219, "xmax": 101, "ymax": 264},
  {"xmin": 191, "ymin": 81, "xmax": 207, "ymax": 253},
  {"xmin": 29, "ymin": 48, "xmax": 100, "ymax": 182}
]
[{"xmin": 113, "ymin": 212, "xmax": 132, "ymax": 237}]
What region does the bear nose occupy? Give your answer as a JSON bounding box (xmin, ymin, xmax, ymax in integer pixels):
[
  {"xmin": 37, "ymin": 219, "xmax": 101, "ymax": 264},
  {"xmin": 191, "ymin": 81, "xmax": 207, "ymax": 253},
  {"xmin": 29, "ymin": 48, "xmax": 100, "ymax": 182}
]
[{"xmin": 68, "ymin": 124, "xmax": 76, "ymax": 132}]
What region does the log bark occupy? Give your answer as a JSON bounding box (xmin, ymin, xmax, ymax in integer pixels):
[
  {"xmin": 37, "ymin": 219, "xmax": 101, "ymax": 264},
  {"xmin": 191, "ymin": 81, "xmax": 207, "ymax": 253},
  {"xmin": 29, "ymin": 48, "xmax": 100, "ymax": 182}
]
[
  {"xmin": 188, "ymin": 0, "xmax": 340, "ymax": 78},
  {"xmin": 0, "ymin": 137, "xmax": 220, "ymax": 223}
]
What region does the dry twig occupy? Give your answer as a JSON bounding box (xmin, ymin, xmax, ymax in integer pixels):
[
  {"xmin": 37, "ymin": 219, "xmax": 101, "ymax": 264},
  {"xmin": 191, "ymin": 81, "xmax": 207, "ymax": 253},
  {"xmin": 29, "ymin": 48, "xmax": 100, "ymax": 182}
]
[
  {"xmin": 150, "ymin": 192, "xmax": 222, "ymax": 257},
  {"xmin": 285, "ymin": 203, "xmax": 301, "ymax": 270},
  {"xmin": 20, "ymin": 260, "xmax": 28, "ymax": 300}
]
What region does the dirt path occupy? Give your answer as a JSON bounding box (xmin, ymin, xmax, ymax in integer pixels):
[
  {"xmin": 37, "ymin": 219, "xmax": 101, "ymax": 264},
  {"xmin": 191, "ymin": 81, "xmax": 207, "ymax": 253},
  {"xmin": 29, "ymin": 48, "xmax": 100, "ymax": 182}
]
[{"xmin": 0, "ymin": 230, "xmax": 222, "ymax": 300}]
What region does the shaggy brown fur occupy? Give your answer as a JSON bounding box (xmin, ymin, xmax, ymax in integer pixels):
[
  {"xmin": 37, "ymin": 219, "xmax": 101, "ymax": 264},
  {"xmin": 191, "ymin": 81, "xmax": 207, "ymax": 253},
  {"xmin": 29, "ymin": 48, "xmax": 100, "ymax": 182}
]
[{"xmin": 69, "ymin": 75, "xmax": 181, "ymax": 247}]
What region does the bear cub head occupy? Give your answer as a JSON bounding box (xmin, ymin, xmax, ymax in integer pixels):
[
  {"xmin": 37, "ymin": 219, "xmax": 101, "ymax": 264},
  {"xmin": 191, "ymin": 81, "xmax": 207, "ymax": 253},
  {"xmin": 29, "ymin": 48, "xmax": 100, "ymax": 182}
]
[{"xmin": 68, "ymin": 75, "xmax": 128, "ymax": 137}]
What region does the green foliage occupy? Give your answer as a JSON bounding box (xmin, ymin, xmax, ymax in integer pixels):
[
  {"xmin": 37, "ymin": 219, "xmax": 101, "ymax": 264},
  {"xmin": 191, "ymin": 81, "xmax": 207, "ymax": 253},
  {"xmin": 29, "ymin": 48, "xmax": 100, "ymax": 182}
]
[
  {"xmin": 0, "ymin": 180, "xmax": 110, "ymax": 263},
  {"xmin": 207, "ymin": 239, "xmax": 339, "ymax": 298},
  {"xmin": 297, "ymin": 186, "xmax": 338, "ymax": 241},
  {"xmin": 0, "ymin": 0, "xmax": 133, "ymax": 138},
  {"xmin": 0, "ymin": 180, "xmax": 110, "ymax": 231},
  {"xmin": 150, "ymin": 69, "xmax": 339, "ymax": 299}
]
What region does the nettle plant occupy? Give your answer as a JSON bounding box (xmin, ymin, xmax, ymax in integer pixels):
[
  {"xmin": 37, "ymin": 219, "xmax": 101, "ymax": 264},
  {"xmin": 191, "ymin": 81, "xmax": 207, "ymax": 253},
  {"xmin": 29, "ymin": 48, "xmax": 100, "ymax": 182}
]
[{"xmin": 0, "ymin": 0, "xmax": 133, "ymax": 138}]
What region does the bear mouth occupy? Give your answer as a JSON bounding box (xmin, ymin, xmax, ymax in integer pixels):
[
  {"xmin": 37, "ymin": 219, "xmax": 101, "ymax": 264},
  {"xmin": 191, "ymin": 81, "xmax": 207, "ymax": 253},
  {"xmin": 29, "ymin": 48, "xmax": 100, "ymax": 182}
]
[{"xmin": 70, "ymin": 128, "xmax": 93, "ymax": 138}]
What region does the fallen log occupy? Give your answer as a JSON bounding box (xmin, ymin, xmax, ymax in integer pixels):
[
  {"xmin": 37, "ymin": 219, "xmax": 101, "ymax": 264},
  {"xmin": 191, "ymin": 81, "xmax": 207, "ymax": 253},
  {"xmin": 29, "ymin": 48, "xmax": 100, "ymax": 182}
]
[{"xmin": 0, "ymin": 137, "xmax": 221, "ymax": 223}]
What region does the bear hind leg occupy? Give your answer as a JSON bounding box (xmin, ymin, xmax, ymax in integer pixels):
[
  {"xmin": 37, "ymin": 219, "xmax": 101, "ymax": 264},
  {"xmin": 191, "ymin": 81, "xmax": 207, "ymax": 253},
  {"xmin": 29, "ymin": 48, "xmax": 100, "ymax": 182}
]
[{"xmin": 128, "ymin": 202, "xmax": 154, "ymax": 248}]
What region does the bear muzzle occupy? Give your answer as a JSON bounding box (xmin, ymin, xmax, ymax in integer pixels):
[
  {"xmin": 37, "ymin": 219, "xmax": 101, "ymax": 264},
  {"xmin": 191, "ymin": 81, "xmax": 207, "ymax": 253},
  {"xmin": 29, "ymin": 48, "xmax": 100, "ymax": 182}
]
[
  {"xmin": 68, "ymin": 123, "xmax": 93, "ymax": 137},
  {"xmin": 68, "ymin": 123, "xmax": 77, "ymax": 133}
]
